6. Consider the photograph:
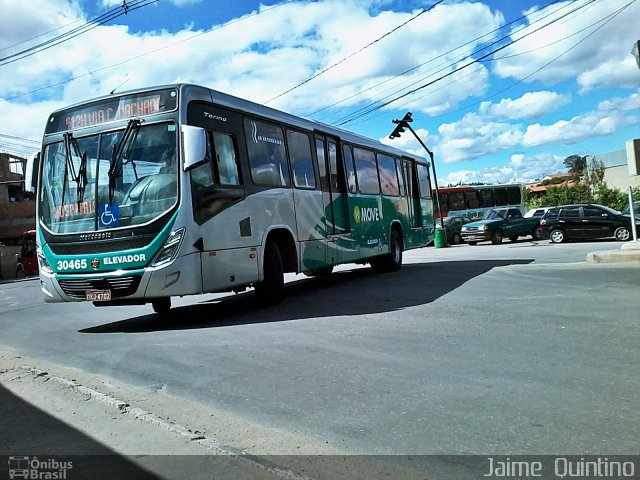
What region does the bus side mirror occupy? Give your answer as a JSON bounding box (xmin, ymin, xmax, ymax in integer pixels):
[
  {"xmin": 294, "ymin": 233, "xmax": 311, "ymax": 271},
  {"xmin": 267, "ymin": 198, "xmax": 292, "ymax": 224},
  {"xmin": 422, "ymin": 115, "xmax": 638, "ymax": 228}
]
[
  {"xmin": 25, "ymin": 152, "xmax": 39, "ymax": 194},
  {"xmin": 182, "ymin": 125, "xmax": 208, "ymax": 171}
]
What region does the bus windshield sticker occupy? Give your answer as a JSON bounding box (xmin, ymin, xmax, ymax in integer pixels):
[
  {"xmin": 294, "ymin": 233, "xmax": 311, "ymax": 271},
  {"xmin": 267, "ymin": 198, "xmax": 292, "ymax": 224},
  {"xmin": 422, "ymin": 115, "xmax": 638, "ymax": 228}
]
[{"xmin": 99, "ymin": 202, "xmax": 120, "ymax": 228}]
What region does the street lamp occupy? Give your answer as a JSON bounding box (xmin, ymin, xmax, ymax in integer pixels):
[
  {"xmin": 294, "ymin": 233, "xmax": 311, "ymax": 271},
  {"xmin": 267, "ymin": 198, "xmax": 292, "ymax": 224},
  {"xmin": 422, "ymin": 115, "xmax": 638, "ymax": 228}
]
[
  {"xmin": 389, "ymin": 112, "xmax": 446, "ymax": 241},
  {"xmin": 632, "ymin": 40, "xmax": 640, "ymax": 69}
]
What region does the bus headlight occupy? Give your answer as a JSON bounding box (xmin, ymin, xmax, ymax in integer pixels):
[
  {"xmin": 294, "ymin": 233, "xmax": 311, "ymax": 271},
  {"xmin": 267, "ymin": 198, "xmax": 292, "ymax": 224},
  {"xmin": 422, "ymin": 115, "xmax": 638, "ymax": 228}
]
[
  {"xmin": 37, "ymin": 247, "xmax": 53, "ymax": 274},
  {"xmin": 151, "ymin": 228, "xmax": 185, "ymax": 267}
]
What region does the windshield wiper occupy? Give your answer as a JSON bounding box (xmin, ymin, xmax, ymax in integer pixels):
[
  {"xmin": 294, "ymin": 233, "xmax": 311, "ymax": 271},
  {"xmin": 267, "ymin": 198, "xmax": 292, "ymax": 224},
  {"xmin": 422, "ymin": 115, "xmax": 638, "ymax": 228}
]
[
  {"xmin": 63, "ymin": 132, "xmax": 88, "ymax": 207},
  {"xmin": 109, "ymin": 118, "xmax": 140, "ymax": 203}
]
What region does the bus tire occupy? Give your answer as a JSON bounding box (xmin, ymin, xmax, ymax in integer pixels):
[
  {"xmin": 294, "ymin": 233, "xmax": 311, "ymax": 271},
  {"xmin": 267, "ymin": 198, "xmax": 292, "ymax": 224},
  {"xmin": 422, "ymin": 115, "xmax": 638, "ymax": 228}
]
[
  {"xmin": 255, "ymin": 241, "xmax": 284, "ymax": 305},
  {"xmin": 152, "ymin": 297, "xmax": 171, "ymax": 315},
  {"xmin": 371, "ymin": 230, "xmax": 403, "ymax": 272}
]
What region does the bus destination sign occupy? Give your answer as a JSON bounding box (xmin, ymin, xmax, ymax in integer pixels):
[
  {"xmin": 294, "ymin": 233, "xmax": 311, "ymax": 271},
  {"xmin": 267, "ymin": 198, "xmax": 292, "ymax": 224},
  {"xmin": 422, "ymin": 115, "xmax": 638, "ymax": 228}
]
[{"xmin": 46, "ymin": 88, "xmax": 178, "ymax": 134}]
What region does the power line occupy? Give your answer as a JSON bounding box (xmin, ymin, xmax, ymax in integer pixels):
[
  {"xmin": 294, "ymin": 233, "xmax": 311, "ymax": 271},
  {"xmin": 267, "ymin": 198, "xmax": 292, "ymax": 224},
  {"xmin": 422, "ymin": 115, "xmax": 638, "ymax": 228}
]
[
  {"xmin": 0, "ymin": 133, "xmax": 40, "ymax": 145},
  {"xmin": 0, "ymin": 0, "xmax": 157, "ymax": 68},
  {"xmin": 333, "ymin": 0, "xmax": 600, "ymax": 126},
  {"xmin": 264, "ymin": 0, "xmax": 445, "ymax": 105},
  {"xmin": 0, "ymin": 0, "xmax": 298, "ymax": 103},
  {"xmin": 411, "ymin": 0, "xmax": 636, "ymax": 124},
  {"xmin": 307, "ymin": 0, "xmax": 575, "ymax": 122}
]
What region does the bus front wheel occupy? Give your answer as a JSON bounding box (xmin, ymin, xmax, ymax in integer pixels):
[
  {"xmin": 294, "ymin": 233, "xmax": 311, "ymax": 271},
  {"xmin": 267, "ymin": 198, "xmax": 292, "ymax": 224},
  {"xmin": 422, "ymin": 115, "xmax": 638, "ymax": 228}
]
[
  {"xmin": 152, "ymin": 297, "xmax": 171, "ymax": 315},
  {"xmin": 255, "ymin": 241, "xmax": 284, "ymax": 305}
]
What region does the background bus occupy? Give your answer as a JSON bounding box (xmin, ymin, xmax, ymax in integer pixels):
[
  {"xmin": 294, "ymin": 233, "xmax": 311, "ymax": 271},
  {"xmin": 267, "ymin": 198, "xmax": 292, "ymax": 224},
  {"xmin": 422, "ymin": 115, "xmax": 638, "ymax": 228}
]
[
  {"xmin": 15, "ymin": 230, "xmax": 38, "ymax": 277},
  {"xmin": 434, "ymin": 184, "xmax": 524, "ymax": 220},
  {"xmin": 31, "ymin": 83, "xmax": 434, "ymax": 314}
]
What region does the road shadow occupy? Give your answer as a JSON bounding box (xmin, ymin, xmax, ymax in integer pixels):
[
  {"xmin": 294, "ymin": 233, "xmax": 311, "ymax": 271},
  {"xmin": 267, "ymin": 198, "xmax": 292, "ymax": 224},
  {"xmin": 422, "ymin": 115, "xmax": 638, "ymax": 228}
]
[
  {"xmin": 80, "ymin": 259, "xmax": 532, "ymax": 334},
  {"xmin": 0, "ymin": 384, "xmax": 160, "ymax": 479}
]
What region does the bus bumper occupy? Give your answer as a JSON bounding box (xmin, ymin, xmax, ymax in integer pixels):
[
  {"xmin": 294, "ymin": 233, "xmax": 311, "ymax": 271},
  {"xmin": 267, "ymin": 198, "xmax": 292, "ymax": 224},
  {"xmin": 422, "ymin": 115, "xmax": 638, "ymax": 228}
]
[{"xmin": 39, "ymin": 253, "xmax": 202, "ymax": 303}]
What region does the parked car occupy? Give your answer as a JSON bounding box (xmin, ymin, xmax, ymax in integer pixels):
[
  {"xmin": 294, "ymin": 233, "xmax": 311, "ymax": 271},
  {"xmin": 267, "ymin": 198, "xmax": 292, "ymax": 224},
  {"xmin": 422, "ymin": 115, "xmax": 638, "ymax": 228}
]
[
  {"xmin": 461, "ymin": 208, "xmax": 542, "ymax": 245},
  {"xmin": 539, "ymin": 204, "xmax": 640, "ymax": 243},
  {"xmin": 436, "ymin": 215, "xmax": 473, "ymax": 245},
  {"xmin": 524, "ymin": 207, "xmax": 551, "ymax": 218}
]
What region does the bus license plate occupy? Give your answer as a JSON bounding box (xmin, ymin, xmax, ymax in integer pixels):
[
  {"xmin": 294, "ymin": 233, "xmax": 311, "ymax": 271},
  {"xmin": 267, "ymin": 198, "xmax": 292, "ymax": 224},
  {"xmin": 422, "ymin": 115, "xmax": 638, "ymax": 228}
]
[{"xmin": 86, "ymin": 290, "xmax": 111, "ymax": 301}]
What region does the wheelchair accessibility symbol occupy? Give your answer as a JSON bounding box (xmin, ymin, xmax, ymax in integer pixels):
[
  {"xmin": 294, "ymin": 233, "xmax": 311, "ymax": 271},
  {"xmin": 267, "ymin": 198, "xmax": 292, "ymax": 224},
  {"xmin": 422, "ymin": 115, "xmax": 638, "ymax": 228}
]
[{"xmin": 99, "ymin": 202, "xmax": 120, "ymax": 228}]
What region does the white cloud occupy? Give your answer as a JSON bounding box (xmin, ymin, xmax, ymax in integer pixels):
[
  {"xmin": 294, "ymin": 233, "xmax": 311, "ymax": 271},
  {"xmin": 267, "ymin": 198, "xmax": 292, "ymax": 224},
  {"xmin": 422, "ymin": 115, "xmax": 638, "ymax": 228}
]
[
  {"xmin": 435, "ymin": 112, "xmax": 523, "ymax": 163},
  {"xmin": 522, "ymin": 92, "xmax": 640, "ymax": 147},
  {"xmin": 0, "ymin": 0, "xmax": 638, "ymax": 184},
  {"xmin": 479, "ymin": 91, "xmax": 571, "ymax": 120},
  {"xmin": 493, "ymin": 0, "xmax": 640, "ymax": 88},
  {"xmin": 441, "ymin": 152, "xmax": 566, "ymax": 185}
]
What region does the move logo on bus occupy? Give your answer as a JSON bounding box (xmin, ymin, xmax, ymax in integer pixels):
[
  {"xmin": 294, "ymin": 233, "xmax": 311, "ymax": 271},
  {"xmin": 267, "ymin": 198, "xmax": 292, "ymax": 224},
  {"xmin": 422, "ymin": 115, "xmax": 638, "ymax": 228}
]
[{"xmin": 353, "ymin": 206, "xmax": 381, "ymax": 224}]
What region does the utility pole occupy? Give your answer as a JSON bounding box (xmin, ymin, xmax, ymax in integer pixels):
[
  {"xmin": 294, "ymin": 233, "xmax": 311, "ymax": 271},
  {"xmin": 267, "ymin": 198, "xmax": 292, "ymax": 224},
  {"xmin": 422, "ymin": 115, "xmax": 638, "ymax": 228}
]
[{"xmin": 389, "ymin": 112, "xmax": 447, "ymax": 246}]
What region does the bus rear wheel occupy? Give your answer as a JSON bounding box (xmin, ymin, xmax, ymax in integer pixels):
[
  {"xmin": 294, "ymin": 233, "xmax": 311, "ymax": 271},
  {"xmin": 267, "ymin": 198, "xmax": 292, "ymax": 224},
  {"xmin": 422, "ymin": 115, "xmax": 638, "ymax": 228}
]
[
  {"xmin": 255, "ymin": 241, "xmax": 284, "ymax": 305},
  {"xmin": 371, "ymin": 230, "xmax": 403, "ymax": 272},
  {"xmin": 152, "ymin": 297, "xmax": 171, "ymax": 315}
]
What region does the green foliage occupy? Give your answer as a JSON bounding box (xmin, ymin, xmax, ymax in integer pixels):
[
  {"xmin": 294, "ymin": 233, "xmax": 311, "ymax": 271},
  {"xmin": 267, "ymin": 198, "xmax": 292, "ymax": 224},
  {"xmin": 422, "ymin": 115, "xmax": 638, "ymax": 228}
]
[
  {"xmin": 525, "ymin": 182, "xmax": 640, "ymax": 212},
  {"xmin": 587, "ymin": 157, "xmax": 605, "ymax": 190},
  {"xmin": 544, "ymin": 184, "xmax": 591, "ymax": 206},
  {"xmin": 594, "ymin": 185, "xmax": 628, "ymax": 211}
]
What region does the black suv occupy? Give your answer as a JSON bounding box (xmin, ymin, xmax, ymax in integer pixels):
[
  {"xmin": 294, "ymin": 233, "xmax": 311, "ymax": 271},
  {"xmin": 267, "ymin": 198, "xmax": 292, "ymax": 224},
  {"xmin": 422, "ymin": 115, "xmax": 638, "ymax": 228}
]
[{"xmin": 539, "ymin": 204, "xmax": 640, "ymax": 243}]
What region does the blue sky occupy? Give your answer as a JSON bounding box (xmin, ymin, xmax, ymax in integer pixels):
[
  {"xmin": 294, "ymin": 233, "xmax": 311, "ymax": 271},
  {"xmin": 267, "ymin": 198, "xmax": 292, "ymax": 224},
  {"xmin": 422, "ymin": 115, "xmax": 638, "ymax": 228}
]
[{"xmin": 1, "ymin": 0, "xmax": 639, "ymax": 185}]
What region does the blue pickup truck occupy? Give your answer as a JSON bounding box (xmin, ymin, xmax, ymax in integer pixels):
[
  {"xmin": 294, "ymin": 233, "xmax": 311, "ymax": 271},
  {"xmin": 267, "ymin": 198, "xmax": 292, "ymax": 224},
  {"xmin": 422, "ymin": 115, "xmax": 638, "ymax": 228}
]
[{"xmin": 460, "ymin": 208, "xmax": 543, "ymax": 245}]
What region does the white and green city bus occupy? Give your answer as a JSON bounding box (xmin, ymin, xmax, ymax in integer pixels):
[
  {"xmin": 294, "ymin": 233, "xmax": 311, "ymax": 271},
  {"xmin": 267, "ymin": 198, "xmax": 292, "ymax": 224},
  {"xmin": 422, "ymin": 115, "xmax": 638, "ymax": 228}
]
[{"xmin": 32, "ymin": 84, "xmax": 434, "ymax": 313}]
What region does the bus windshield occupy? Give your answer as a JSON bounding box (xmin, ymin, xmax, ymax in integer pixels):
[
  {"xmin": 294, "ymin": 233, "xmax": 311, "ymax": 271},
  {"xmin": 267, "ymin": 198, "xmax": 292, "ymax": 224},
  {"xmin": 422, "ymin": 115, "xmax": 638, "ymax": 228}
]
[{"xmin": 39, "ymin": 122, "xmax": 178, "ymax": 233}]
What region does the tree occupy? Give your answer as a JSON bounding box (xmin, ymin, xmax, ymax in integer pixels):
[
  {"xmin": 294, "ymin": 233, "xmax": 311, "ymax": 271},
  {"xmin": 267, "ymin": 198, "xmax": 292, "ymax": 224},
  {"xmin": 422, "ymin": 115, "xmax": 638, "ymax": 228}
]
[{"xmin": 563, "ymin": 154, "xmax": 587, "ymax": 180}]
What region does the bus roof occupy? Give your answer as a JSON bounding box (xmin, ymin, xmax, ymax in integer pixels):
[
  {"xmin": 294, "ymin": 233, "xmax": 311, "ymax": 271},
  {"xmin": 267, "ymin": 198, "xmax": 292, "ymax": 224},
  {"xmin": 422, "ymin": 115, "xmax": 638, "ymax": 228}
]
[{"xmin": 46, "ymin": 83, "xmax": 428, "ymax": 164}]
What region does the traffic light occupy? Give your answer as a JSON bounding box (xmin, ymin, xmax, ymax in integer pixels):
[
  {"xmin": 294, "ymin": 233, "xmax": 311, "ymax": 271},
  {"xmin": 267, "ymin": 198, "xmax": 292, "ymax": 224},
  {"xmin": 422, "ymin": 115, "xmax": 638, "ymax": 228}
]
[{"xmin": 389, "ymin": 112, "xmax": 413, "ymax": 139}]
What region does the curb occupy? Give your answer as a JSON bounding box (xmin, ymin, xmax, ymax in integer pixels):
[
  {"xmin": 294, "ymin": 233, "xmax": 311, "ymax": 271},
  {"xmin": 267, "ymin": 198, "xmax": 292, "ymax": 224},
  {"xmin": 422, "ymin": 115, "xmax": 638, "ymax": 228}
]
[
  {"xmin": 586, "ymin": 250, "xmax": 640, "ymax": 264},
  {"xmin": 20, "ymin": 366, "xmax": 313, "ymax": 480}
]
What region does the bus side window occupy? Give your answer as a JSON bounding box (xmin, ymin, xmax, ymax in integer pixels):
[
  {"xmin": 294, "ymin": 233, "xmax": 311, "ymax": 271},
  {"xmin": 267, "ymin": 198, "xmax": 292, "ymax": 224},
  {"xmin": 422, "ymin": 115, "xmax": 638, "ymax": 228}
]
[
  {"xmin": 404, "ymin": 162, "xmax": 415, "ymax": 198},
  {"xmin": 377, "ymin": 154, "xmax": 399, "ymax": 196},
  {"xmin": 480, "ymin": 189, "xmax": 493, "ymax": 208},
  {"xmin": 493, "ymin": 187, "xmax": 507, "ymax": 207},
  {"xmin": 315, "ymin": 138, "xmax": 328, "ymax": 190},
  {"xmin": 465, "ymin": 191, "xmax": 480, "ymax": 209},
  {"xmin": 353, "ymin": 148, "xmax": 380, "ymax": 195},
  {"xmin": 211, "ymin": 132, "xmax": 241, "ymax": 186},
  {"xmin": 244, "ymin": 118, "xmax": 290, "ymax": 187},
  {"xmin": 343, "ymin": 144, "xmax": 357, "ymax": 193},
  {"xmin": 395, "ymin": 159, "xmax": 406, "ymax": 197},
  {"xmin": 507, "ymin": 186, "xmax": 521, "ymax": 205},
  {"xmin": 287, "ymin": 130, "xmax": 316, "ymax": 189},
  {"xmin": 449, "ymin": 191, "xmax": 464, "ymax": 210},
  {"xmin": 416, "ymin": 164, "xmax": 431, "ymax": 199},
  {"xmin": 190, "ymin": 131, "xmax": 242, "ymax": 190}
]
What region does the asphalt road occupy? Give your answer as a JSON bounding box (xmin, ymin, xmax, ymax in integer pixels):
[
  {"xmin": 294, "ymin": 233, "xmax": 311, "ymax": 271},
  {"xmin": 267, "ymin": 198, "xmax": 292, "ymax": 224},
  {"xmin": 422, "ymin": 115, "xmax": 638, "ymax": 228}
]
[{"xmin": 1, "ymin": 238, "xmax": 638, "ymax": 463}]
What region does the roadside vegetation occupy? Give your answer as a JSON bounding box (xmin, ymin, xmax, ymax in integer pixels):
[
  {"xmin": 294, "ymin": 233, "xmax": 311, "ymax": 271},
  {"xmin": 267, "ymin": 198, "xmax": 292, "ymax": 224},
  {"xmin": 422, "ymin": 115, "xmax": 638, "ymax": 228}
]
[{"xmin": 524, "ymin": 154, "xmax": 640, "ymax": 212}]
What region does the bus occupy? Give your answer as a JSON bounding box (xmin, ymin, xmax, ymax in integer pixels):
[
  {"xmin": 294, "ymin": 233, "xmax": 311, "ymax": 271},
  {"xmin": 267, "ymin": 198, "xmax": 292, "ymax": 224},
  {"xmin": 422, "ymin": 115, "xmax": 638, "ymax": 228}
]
[
  {"xmin": 30, "ymin": 83, "xmax": 434, "ymax": 314},
  {"xmin": 434, "ymin": 184, "xmax": 524, "ymax": 220}
]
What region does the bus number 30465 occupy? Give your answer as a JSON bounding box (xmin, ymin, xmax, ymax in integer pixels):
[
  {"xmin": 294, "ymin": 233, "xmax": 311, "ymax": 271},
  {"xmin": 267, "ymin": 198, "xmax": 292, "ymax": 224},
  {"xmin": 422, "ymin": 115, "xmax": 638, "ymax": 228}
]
[{"xmin": 57, "ymin": 259, "xmax": 88, "ymax": 270}]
